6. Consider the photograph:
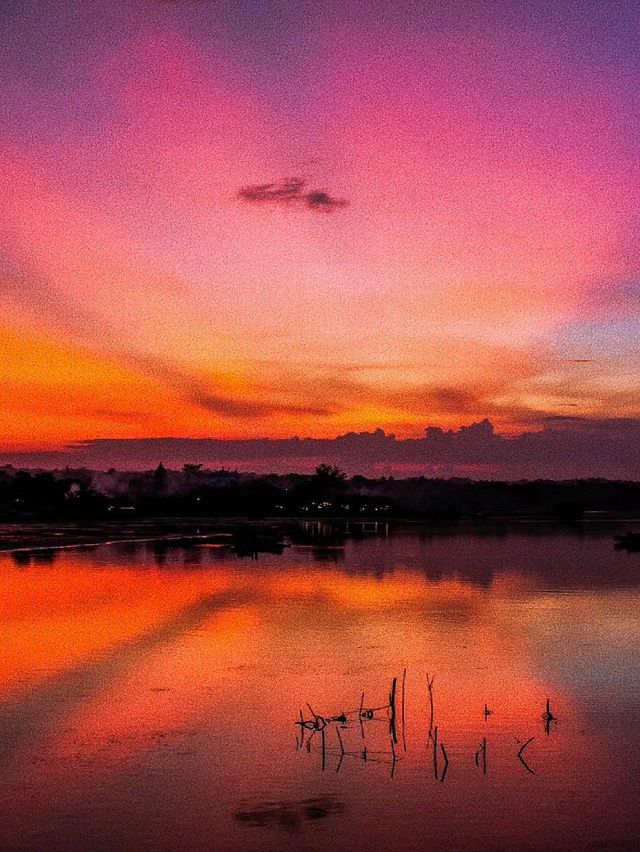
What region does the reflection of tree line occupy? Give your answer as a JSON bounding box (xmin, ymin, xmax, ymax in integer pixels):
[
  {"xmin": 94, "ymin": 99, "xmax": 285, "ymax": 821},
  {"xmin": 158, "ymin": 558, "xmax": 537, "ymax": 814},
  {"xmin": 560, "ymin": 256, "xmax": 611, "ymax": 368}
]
[
  {"xmin": 4, "ymin": 524, "xmax": 289, "ymax": 566},
  {"xmin": 2, "ymin": 519, "xmax": 388, "ymax": 566},
  {"xmin": 5, "ymin": 520, "xmax": 636, "ymax": 595},
  {"xmin": 295, "ymin": 671, "xmax": 557, "ymax": 780}
]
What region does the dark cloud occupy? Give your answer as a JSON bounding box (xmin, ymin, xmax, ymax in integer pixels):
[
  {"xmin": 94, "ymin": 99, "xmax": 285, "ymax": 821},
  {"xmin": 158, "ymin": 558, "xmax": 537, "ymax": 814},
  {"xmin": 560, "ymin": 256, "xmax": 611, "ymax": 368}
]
[
  {"xmin": 304, "ymin": 190, "xmax": 348, "ymax": 211},
  {"xmin": 238, "ymin": 177, "xmax": 306, "ymax": 204},
  {"xmin": 4, "ymin": 419, "xmax": 640, "ymax": 480},
  {"xmin": 238, "ymin": 177, "xmax": 348, "ymax": 212}
]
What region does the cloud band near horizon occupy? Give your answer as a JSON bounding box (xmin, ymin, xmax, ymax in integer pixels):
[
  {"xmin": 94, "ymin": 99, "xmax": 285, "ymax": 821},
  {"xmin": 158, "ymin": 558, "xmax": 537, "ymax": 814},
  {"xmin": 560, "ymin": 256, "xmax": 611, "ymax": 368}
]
[{"xmin": 2, "ymin": 419, "xmax": 639, "ymax": 480}]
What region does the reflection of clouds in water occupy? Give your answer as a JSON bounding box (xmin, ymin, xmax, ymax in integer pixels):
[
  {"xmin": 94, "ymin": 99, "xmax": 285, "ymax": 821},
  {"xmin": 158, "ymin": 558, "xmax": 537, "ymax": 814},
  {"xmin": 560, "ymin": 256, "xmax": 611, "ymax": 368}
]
[
  {"xmin": 516, "ymin": 593, "xmax": 640, "ymax": 704},
  {"xmin": 235, "ymin": 797, "xmax": 343, "ymax": 832},
  {"xmin": 0, "ymin": 589, "xmax": 250, "ymax": 770}
]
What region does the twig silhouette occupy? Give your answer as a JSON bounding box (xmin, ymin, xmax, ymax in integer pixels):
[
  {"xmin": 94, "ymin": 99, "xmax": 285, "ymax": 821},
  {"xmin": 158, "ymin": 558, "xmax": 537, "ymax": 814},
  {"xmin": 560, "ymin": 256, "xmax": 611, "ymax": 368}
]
[
  {"xmin": 389, "ymin": 677, "xmax": 398, "ymax": 744},
  {"xmin": 440, "ymin": 741, "xmax": 449, "ymax": 783},
  {"xmin": 335, "ymin": 725, "xmax": 345, "ymax": 773},
  {"xmin": 296, "ymin": 705, "xmax": 327, "ymax": 732},
  {"xmin": 433, "ymin": 725, "xmax": 439, "ymax": 780},
  {"xmin": 542, "ymin": 698, "xmax": 555, "ymax": 735},
  {"xmin": 295, "ymin": 709, "xmax": 305, "ymax": 750},
  {"xmin": 401, "ymin": 668, "xmax": 407, "ymax": 752},
  {"xmin": 426, "ymin": 674, "xmax": 435, "ymax": 740},
  {"xmin": 517, "ymin": 736, "xmax": 535, "ymax": 774},
  {"xmin": 296, "ymin": 677, "xmax": 403, "ymax": 775},
  {"xmin": 475, "ymin": 737, "xmax": 487, "ymax": 774}
]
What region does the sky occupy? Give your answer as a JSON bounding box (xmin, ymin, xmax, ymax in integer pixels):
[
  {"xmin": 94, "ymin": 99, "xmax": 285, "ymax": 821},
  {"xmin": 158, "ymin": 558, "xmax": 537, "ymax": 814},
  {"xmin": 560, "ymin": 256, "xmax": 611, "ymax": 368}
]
[{"xmin": 1, "ymin": 0, "xmax": 639, "ymax": 474}]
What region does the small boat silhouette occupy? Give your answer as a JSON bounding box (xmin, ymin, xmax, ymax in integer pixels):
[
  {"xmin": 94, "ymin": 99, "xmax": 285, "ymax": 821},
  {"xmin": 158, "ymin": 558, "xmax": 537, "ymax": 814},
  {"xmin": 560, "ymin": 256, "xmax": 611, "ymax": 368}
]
[
  {"xmin": 232, "ymin": 525, "xmax": 288, "ymax": 558},
  {"xmin": 614, "ymin": 532, "xmax": 640, "ymax": 552}
]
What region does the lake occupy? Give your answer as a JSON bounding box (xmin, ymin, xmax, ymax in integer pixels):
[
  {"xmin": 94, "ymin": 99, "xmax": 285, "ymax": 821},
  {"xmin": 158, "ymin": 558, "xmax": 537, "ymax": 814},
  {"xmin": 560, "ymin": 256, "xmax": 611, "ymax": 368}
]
[{"xmin": 1, "ymin": 526, "xmax": 639, "ymax": 850}]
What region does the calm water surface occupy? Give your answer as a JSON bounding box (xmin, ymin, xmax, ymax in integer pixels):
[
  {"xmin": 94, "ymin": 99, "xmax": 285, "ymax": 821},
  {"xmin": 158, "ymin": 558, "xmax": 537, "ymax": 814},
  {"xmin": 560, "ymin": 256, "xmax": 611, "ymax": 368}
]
[{"xmin": 1, "ymin": 528, "xmax": 639, "ymax": 851}]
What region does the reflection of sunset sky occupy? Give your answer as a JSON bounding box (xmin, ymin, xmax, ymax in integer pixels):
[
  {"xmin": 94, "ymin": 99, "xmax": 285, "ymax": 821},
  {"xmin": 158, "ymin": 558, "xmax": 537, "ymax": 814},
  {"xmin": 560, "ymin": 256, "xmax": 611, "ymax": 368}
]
[
  {"xmin": 1, "ymin": 534, "xmax": 639, "ymax": 848},
  {"xmin": 1, "ymin": 1, "xmax": 639, "ymax": 452},
  {"xmin": 0, "ymin": 558, "xmax": 232, "ymax": 693}
]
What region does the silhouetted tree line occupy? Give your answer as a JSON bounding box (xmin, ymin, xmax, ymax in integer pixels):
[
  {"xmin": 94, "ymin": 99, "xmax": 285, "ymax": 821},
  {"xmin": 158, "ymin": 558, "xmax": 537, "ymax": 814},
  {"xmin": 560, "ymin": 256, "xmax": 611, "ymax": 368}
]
[
  {"xmin": 0, "ymin": 470, "xmax": 107, "ymax": 520},
  {"xmin": 2, "ymin": 463, "xmax": 640, "ymax": 522}
]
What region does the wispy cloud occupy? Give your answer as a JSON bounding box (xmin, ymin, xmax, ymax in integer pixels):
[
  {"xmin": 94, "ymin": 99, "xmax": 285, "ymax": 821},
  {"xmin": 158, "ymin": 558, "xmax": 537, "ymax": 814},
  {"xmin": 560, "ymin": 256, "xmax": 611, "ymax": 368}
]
[
  {"xmin": 122, "ymin": 353, "xmax": 339, "ymax": 420},
  {"xmin": 189, "ymin": 390, "xmax": 335, "ymax": 419},
  {"xmin": 0, "ymin": 260, "xmax": 334, "ymax": 422}
]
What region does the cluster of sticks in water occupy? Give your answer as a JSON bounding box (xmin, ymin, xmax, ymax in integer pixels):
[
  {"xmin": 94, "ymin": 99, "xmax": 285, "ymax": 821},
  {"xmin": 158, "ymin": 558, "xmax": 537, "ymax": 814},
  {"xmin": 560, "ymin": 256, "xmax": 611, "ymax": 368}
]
[{"xmin": 295, "ymin": 671, "xmax": 556, "ymax": 779}]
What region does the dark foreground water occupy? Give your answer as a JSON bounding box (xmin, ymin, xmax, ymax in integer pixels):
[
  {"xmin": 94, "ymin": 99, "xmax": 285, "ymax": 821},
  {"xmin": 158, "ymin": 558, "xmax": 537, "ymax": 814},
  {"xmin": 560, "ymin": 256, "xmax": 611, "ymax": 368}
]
[{"xmin": 1, "ymin": 526, "xmax": 639, "ymax": 851}]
